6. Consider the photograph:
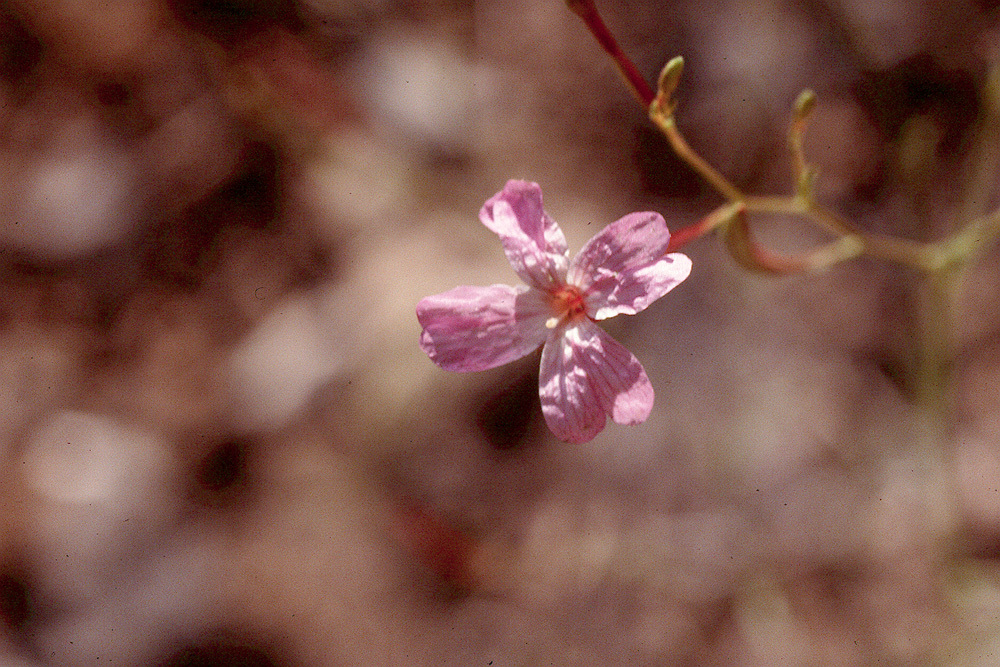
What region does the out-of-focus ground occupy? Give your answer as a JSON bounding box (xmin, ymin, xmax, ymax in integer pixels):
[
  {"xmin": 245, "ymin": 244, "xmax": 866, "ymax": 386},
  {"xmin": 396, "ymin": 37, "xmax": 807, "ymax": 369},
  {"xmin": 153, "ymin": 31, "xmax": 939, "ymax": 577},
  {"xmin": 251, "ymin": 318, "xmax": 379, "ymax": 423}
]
[{"xmin": 3, "ymin": 0, "xmax": 1000, "ymax": 664}]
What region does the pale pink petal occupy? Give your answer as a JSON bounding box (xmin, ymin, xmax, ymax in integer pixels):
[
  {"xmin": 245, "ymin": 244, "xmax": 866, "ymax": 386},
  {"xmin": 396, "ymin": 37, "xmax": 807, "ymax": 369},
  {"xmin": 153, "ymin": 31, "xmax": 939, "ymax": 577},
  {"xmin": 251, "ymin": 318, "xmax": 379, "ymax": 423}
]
[
  {"xmin": 538, "ymin": 321, "xmax": 654, "ymax": 443},
  {"xmin": 568, "ymin": 211, "xmax": 691, "ymax": 319},
  {"xmin": 417, "ymin": 284, "xmax": 550, "ymax": 372},
  {"xmin": 479, "ymin": 180, "xmax": 569, "ymax": 290},
  {"xmin": 538, "ymin": 330, "xmax": 606, "ymax": 444}
]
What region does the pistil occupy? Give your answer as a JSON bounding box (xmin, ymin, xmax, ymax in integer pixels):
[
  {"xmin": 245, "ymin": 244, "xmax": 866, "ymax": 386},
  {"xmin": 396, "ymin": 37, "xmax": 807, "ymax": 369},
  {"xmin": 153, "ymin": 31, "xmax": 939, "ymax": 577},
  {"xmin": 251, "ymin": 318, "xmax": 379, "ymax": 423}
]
[{"xmin": 546, "ymin": 285, "xmax": 588, "ymax": 329}]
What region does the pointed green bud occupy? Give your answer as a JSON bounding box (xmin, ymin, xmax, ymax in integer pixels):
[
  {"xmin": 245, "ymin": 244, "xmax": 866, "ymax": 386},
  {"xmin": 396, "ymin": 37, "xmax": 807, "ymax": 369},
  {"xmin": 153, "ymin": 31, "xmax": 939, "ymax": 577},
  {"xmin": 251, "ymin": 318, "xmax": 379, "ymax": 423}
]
[
  {"xmin": 651, "ymin": 56, "xmax": 684, "ymax": 117},
  {"xmin": 788, "ymin": 89, "xmax": 818, "ymax": 191},
  {"xmin": 792, "ymin": 89, "xmax": 817, "ymax": 126},
  {"xmin": 657, "ymin": 57, "xmax": 684, "ymax": 98}
]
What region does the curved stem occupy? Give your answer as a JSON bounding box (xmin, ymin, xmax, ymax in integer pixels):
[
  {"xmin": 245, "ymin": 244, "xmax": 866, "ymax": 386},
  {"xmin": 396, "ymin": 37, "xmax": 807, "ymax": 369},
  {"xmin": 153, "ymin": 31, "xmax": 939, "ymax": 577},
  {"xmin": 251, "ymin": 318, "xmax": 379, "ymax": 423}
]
[
  {"xmin": 666, "ymin": 191, "xmax": 940, "ymax": 270},
  {"xmin": 565, "ymin": 0, "xmax": 963, "ymax": 277}
]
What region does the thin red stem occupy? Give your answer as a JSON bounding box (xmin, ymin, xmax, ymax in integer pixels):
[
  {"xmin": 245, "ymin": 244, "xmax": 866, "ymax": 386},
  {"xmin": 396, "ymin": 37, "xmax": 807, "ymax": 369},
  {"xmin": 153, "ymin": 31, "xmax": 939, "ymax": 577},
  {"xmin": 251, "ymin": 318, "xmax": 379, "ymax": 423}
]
[
  {"xmin": 566, "ymin": 0, "xmax": 656, "ymax": 106},
  {"xmin": 665, "ymin": 204, "xmax": 740, "ymax": 252},
  {"xmin": 666, "ymin": 221, "xmax": 705, "ymax": 252}
]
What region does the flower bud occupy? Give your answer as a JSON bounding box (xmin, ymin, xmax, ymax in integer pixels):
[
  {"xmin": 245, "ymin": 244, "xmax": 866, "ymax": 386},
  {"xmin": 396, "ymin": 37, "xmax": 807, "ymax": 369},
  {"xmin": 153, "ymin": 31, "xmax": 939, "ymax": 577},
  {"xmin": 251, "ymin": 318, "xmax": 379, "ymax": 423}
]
[
  {"xmin": 792, "ymin": 89, "xmax": 817, "ymax": 127},
  {"xmin": 651, "ymin": 56, "xmax": 684, "ymax": 117}
]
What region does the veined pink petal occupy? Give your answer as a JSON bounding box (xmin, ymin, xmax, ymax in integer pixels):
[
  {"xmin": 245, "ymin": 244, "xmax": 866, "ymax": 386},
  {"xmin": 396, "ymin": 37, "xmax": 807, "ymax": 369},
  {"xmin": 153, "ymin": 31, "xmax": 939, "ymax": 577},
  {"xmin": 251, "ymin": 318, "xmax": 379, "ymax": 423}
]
[
  {"xmin": 538, "ymin": 331, "xmax": 606, "ymax": 444},
  {"xmin": 479, "ymin": 180, "xmax": 569, "ymax": 290},
  {"xmin": 538, "ymin": 321, "xmax": 654, "ymax": 443},
  {"xmin": 417, "ymin": 284, "xmax": 550, "ymax": 372},
  {"xmin": 568, "ymin": 212, "xmax": 691, "ymax": 319}
]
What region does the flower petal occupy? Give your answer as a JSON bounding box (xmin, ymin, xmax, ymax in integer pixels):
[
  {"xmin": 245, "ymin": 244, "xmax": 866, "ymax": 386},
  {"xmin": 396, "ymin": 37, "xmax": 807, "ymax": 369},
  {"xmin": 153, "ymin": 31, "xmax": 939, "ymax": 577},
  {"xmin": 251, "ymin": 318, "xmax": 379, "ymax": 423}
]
[
  {"xmin": 417, "ymin": 284, "xmax": 550, "ymax": 372},
  {"xmin": 568, "ymin": 211, "xmax": 692, "ymax": 319},
  {"xmin": 479, "ymin": 180, "xmax": 569, "ymax": 290},
  {"xmin": 538, "ymin": 321, "xmax": 654, "ymax": 443}
]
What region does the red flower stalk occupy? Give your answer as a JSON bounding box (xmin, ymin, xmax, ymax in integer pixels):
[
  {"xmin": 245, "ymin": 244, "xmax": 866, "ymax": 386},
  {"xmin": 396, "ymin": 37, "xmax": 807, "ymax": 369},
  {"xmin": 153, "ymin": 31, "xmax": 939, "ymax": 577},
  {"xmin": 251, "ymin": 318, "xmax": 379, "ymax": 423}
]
[{"xmin": 565, "ymin": 0, "xmax": 656, "ymax": 106}]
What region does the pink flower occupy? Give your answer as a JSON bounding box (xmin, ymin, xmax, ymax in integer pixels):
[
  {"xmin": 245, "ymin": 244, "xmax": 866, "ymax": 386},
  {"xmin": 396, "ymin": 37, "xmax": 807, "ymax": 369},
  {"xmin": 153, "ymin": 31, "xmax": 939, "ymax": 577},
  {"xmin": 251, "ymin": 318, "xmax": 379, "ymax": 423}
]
[{"xmin": 417, "ymin": 180, "xmax": 692, "ymax": 443}]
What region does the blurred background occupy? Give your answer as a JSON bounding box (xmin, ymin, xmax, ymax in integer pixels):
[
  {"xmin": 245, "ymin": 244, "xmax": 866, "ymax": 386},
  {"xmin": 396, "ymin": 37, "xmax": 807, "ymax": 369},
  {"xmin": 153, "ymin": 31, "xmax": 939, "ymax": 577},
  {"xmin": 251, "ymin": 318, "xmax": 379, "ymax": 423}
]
[{"xmin": 3, "ymin": 0, "xmax": 1000, "ymax": 664}]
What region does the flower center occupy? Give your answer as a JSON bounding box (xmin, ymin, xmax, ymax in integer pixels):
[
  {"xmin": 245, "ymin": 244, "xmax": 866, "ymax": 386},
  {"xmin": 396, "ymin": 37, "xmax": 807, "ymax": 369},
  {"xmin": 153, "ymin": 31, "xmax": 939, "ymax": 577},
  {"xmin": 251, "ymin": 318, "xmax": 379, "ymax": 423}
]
[{"xmin": 546, "ymin": 285, "xmax": 588, "ymax": 329}]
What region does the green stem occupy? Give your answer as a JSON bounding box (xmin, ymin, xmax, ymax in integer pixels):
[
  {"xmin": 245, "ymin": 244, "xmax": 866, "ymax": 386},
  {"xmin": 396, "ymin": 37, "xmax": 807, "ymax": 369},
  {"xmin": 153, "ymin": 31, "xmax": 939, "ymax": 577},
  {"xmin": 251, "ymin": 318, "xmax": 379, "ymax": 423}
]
[
  {"xmin": 908, "ymin": 262, "xmax": 964, "ymax": 545},
  {"xmin": 649, "ymin": 113, "xmax": 745, "ymax": 202},
  {"xmin": 650, "ymin": 112, "xmax": 940, "ymax": 271},
  {"xmin": 731, "ymin": 195, "xmax": 935, "ymax": 270}
]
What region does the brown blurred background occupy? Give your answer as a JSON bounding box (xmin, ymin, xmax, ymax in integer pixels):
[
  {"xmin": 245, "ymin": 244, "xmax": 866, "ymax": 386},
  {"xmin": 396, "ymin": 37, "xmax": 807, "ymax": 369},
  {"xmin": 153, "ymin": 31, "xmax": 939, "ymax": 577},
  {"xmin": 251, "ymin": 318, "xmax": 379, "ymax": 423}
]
[{"xmin": 2, "ymin": 0, "xmax": 1000, "ymax": 664}]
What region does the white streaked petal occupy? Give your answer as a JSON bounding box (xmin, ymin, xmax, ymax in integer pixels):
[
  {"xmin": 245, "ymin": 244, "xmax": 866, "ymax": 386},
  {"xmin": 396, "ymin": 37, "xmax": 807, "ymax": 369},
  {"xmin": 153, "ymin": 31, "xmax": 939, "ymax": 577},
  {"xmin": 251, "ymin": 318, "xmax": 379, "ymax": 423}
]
[{"xmin": 417, "ymin": 284, "xmax": 549, "ymax": 372}]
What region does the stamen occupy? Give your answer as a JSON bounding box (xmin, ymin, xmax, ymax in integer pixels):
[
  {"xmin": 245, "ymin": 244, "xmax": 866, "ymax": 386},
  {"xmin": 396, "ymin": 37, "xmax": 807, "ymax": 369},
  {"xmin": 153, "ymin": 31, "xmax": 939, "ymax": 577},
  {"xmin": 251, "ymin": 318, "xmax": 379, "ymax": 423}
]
[{"xmin": 549, "ymin": 285, "xmax": 588, "ymax": 326}]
